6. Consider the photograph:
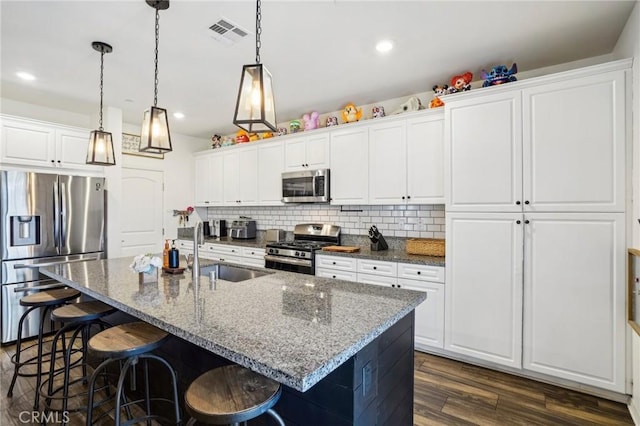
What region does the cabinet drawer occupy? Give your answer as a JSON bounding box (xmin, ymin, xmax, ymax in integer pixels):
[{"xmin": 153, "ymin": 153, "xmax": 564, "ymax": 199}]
[
  {"xmin": 357, "ymin": 272, "xmax": 397, "ymax": 287},
  {"xmin": 397, "ymin": 263, "xmax": 444, "ymax": 283},
  {"xmin": 177, "ymin": 240, "xmax": 193, "ymax": 252},
  {"xmin": 357, "ymin": 259, "xmax": 397, "ymax": 277},
  {"xmin": 316, "ymin": 268, "xmax": 357, "ymax": 282},
  {"xmin": 208, "ymin": 244, "xmax": 243, "ymax": 256},
  {"xmin": 241, "ymin": 257, "xmax": 265, "ymax": 268},
  {"xmin": 242, "ymin": 247, "xmax": 266, "ymax": 259},
  {"xmin": 316, "ymin": 255, "xmax": 357, "ymax": 272}
]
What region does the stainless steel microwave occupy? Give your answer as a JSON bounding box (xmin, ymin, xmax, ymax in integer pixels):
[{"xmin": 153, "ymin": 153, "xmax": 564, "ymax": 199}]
[{"xmin": 282, "ymin": 169, "xmax": 330, "ymax": 203}]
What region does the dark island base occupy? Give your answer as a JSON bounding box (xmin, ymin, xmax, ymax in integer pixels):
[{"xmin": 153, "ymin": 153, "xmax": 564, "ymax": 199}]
[{"xmin": 106, "ymin": 311, "xmax": 415, "ymax": 425}]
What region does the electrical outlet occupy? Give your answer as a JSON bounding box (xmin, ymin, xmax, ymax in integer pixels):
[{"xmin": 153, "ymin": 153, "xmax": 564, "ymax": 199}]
[{"xmin": 398, "ymin": 217, "xmax": 407, "ymax": 225}]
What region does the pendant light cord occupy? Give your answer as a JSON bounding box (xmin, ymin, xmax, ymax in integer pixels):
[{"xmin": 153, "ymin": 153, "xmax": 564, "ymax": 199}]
[
  {"xmin": 154, "ymin": 7, "xmax": 160, "ymax": 107},
  {"xmin": 255, "ymin": 0, "xmax": 261, "ymax": 64},
  {"xmin": 98, "ymin": 49, "xmax": 105, "ymax": 131}
]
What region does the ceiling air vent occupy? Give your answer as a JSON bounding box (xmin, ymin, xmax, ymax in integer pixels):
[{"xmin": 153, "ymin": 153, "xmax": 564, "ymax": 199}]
[{"xmin": 208, "ymin": 18, "xmax": 250, "ymax": 45}]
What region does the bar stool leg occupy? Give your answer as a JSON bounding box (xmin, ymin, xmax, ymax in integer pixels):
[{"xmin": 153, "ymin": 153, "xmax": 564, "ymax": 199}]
[
  {"xmin": 114, "ymin": 356, "xmax": 136, "ymax": 425},
  {"xmin": 145, "ymin": 353, "xmax": 181, "ymax": 425},
  {"xmin": 86, "ymin": 357, "xmax": 115, "ymax": 426},
  {"xmin": 267, "ymin": 408, "xmax": 286, "ymax": 426},
  {"xmin": 7, "ymin": 305, "xmax": 39, "ymax": 397}
]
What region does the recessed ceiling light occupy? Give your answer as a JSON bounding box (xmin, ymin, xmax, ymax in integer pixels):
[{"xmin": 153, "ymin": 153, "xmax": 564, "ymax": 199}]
[
  {"xmin": 173, "ymin": 112, "xmax": 185, "ymax": 119},
  {"xmin": 375, "ymin": 40, "xmax": 394, "ymax": 53},
  {"xmin": 16, "ymin": 71, "xmax": 36, "ymax": 81}
]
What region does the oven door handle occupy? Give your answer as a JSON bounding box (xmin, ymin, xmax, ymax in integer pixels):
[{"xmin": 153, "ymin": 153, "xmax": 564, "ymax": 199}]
[
  {"xmin": 13, "ymin": 256, "xmax": 99, "ymax": 269},
  {"xmin": 264, "ymin": 255, "xmax": 312, "ymax": 267}
]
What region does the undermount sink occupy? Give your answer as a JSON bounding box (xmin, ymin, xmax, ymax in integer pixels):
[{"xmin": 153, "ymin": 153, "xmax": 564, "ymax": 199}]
[{"xmin": 200, "ymin": 263, "xmax": 273, "ymax": 282}]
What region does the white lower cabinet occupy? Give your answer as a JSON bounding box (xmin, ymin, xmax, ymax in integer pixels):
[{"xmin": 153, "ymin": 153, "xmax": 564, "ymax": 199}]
[
  {"xmin": 445, "ymin": 212, "xmax": 626, "ymax": 392},
  {"xmin": 181, "ymin": 241, "xmax": 265, "ymax": 268},
  {"xmin": 316, "ymin": 254, "xmax": 444, "ymax": 350}
]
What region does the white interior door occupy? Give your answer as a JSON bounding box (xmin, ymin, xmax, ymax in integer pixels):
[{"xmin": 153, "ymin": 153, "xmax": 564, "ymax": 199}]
[{"xmin": 120, "ymin": 168, "xmax": 164, "ymax": 257}]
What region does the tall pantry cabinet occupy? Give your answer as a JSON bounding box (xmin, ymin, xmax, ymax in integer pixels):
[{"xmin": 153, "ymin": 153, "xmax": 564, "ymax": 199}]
[{"xmin": 443, "ymin": 59, "xmax": 630, "ymax": 393}]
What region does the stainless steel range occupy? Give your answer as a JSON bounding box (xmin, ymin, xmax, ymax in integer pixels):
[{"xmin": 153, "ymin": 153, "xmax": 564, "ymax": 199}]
[{"xmin": 265, "ymin": 224, "xmax": 341, "ymax": 275}]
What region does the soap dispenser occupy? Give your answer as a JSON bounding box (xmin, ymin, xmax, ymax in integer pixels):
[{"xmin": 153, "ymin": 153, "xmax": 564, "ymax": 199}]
[{"xmin": 168, "ymin": 240, "xmax": 180, "ymax": 268}]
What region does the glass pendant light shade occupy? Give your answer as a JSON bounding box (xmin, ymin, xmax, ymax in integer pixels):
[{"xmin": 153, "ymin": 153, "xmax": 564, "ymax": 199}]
[
  {"xmin": 233, "ymin": 64, "xmax": 277, "ymax": 133},
  {"xmin": 86, "ymin": 41, "xmax": 116, "ymax": 166},
  {"xmin": 140, "ymin": 106, "xmax": 172, "ymax": 153},
  {"xmin": 86, "ymin": 130, "xmax": 115, "ymax": 165}
]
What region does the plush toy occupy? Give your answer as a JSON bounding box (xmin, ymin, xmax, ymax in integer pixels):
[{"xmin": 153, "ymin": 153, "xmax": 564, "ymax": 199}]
[
  {"xmin": 236, "ymin": 130, "xmax": 250, "ymax": 143},
  {"xmin": 211, "ymin": 134, "xmax": 222, "ymax": 149},
  {"xmin": 372, "ymin": 106, "xmax": 385, "ymax": 118},
  {"xmin": 262, "ymin": 131, "xmax": 274, "ymax": 139},
  {"xmin": 429, "ymin": 85, "xmax": 448, "ymax": 109},
  {"xmin": 290, "ymin": 120, "xmax": 302, "ymax": 133},
  {"xmin": 248, "ymin": 133, "xmax": 259, "ymax": 142},
  {"xmin": 448, "ymin": 72, "xmax": 473, "ymax": 93},
  {"xmin": 342, "ymin": 103, "xmax": 362, "ymax": 123},
  {"xmin": 303, "ymin": 111, "xmax": 320, "ymax": 130},
  {"xmin": 221, "ymin": 136, "xmax": 235, "ymax": 147},
  {"xmin": 277, "ymin": 127, "xmax": 288, "ymax": 136},
  {"xmin": 481, "ymin": 63, "xmax": 518, "ymax": 87},
  {"xmin": 326, "ymin": 116, "xmax": 339, "ymax": 127},
  {"xmin": 393, "ymin": 96, "xmax": 424, "ymax": 114}
]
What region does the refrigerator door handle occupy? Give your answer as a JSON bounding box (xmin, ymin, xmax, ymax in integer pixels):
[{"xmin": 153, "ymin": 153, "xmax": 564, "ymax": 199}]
[
  {"xmin": 60, "ymin": 181, "xmax": 67, "ymax": 246},
  {"xmin": 13, "ymin": 282, "xmax": 65, "ymax": 293},
  {"xmin": 53, "ymin": 181, "xmax": 60, "ymax": 251},
  {"xmin": 13, "ymin": 256, "xmax": 100, "ymax": 269}
]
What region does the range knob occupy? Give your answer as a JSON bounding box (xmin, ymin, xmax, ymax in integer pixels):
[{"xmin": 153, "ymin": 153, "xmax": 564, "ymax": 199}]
[
  {"xmin": 294, "ymin": 251, "xmax": 300, "ymax": 257},
  {"xmin": 300, "ymin": 252, "xmax": 306, "ymax": 258}
]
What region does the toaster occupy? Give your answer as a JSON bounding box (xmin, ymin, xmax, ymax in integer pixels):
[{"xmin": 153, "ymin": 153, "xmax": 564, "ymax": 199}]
[{"xmin": 266, "ymin": 229, "xmax": 286, "ymax": 242}]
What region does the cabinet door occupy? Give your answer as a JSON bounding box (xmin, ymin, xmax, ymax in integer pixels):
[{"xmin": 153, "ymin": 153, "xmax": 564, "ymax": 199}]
[
  {"xmin": 223, "ymin": 151, "xmax": 240, "ymax": 206},
  {"xmin": 368, "ymin": 120, "xmax": 407, "ymax": 205},
  {"xmin": 305, "ymin": 133, "xmax": 330, "ymax": 169},
  {"xmin": 357, "ymin": 272, "xmax": 397, "ymax": 287},
  {"xmin": 238, "ymin": 147, "xmax": 258, "ymax": 204},
  {"xmin": 284, "ymin": 136, "xmax": 307, "ymax": 171},
  {"xmin": 258, "ymin": 141, "xmax": 284, "ymax": 205},
  {"xmin": 445, "ymin": 91, "xmax": 523, "ymax": 212},
  {"xmin": 522, "ymin": 71, "xmax": 625, "ymax": 212},
  {"xmin": 445, "ymin": 212, "xmax": 523, "ymax": 368},
  {"xmin": 400, "ymin": 279, "xmax": 444, "ymax": 350},
  {"xmin": 194, "ymin": 155, "xmax": 212, "ymax": 206},
  {"xmin": 523, "ymin": 213, "xmax": 625, "ymax": 392},
  {"xmin": 56, "ymin": 127, "xmax": 94, "ymax": 170},
  {"xmin": 407, "ymin": 114, "xmax": 444, "ymax": 204},
  {"xmin": 330, "ymin": 128, "xmax": 368, "ymax": 205},
  {"xmin": 0, "ymin": 117, "xmax": 56, "ymax": 167}
]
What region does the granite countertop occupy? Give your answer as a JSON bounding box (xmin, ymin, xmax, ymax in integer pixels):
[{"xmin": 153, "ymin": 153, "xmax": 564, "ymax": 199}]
[
  {"xmin": 316, "ymin": 247, "xmax": 445, "ymax": 266},
  {"xmin": 41, "ymin": 258, "xmax": 425, "ymax": 392}
]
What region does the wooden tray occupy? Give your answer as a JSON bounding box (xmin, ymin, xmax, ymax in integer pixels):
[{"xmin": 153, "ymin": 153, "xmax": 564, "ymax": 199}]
[
  {"xmin": 162, "ymin": 266, "xmax": 185, "ymax": 274},
  {"xmin": 321, "ymin": 246, "xmax": 360, "ymax": 253}
]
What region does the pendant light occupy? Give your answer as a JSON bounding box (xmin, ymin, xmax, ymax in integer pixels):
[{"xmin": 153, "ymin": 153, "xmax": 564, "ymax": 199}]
[
  {"xmin": 232, "ymin": 0, "xmax": 277, "ymax": 133},
  {"xmin": 86, "ymin": 41, "xmax": 116, "ymax": 166},
  {"xmin": 140, "ymin": 0, "xmax": 172, "ymax": 154}
]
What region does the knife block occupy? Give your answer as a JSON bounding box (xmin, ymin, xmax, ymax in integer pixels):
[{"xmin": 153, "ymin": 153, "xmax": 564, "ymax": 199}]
[{"xmin": 371, "ymin": 234, "xmax": 389, "ymax": 251}]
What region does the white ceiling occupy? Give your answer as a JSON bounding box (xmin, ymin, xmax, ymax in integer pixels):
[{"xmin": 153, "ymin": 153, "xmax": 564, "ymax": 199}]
[{"xmin": 1, "ymin": 1, "xmax": 636, "ymax": 140}]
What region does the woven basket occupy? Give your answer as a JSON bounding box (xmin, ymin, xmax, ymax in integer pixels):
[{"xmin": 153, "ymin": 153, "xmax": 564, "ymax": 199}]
[{"xmin": 406, "ymin": 238, "xmax": 445, "ymax": 257}]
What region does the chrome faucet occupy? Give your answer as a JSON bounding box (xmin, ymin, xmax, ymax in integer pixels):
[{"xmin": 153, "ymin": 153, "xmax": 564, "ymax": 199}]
[{"xmin": 193, "ymin": 221, "xmax": 203, "ymax": 281}]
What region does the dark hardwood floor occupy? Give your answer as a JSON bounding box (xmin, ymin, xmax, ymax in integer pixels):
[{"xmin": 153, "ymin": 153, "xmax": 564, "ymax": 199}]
[{"xmin": 1, "ymin": 341, "xmax": 634, "ymax": 425}]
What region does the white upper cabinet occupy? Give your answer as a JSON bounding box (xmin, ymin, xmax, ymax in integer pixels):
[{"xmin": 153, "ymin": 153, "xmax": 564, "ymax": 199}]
[
  {"xmin": 445, "ymin": 66, "xmax": 626, "ymax": 213},
  {"xmin": 1, "ymin": 115, "xmax": 99, "ymax": 172},
  {"xmin": 223, "ymin": 146, "xmax": 258, "ymax": 206},
  {"xmin": 445, "ymin": 91, "xmax": 523, "ymax": 212},
  {"xmin": 284, "ymin": 133, "xmax": 329, "ymax": 171},
  {"xmin": 194, "ymin": 152, "xmax": 223, "ymax": 206},
  {"xmin": 406, "ymin": 115, "xmax": 445, "ymax": 204},
  {"xmin": 522, "ymin": 71, "xmax": 625, "ymax": 212},
  {"xmin": 257, "ymin": 140, "xmax": 284, "ymax": 205},
  {"xmin": 368, "ymin": 119, "xmax": 407, "ymax": 205},
  {"xmin": 330, "ymin": 127, "xmax": 369, "ymax": 205}
]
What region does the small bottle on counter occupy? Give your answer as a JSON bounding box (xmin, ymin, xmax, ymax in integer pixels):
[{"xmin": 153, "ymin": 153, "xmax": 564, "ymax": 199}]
[
  {"xmin": 163, "ymin": 239, "xmax": 170, "ymax": 268},
  {"xmin": 168, "ymin": 240, "xmax": 179, "ymax": 268}
]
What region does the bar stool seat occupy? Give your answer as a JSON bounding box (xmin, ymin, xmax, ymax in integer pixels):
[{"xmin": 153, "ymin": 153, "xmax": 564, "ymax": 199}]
[
  {"xmin": 40, "ymin": 300, "xmax": 117, "ymax": 419},
  {"xmin": 86, "ymin": 322, "xmax": 181, "ymax": 425},
  {"xmin": 7, "ymin": 288, "xmax": 81, "ymax": 409},
  {"xmin": 185, "ymin": 365, "xmax": 285, "ymax": 425}
]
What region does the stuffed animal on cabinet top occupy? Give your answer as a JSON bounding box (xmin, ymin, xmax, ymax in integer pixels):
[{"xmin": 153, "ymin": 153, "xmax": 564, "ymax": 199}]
[
  {"xmin": 481, "ymin": 63, "xmax": 518, "ymax": 87},
  {"xmin": 303, "ymin": 111, "xmax": 320, "ymax": 130},
  {"xmin": 342, "ymin": 103, "xmax": 363, "ymax": 123},
  {"xmin": 448, "ymin": 72, "xmax": 473, "ymax": 93},
  {"xmin": 429, "ymin": 85, "xmax": 448, "ymax": 109}
]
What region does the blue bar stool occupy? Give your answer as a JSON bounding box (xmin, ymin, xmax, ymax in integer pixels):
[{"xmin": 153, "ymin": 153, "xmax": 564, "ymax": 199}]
[
  {"xmin": 85, "ymin": 321, "xmax": 181, "ymax": 425},
  {"xmin": 7, "ymin": 287, "xmax": 81, "ymax": 409},
  {"xmin": 184, "ymin": 364, "xmax": 285, "ymax": 425}
]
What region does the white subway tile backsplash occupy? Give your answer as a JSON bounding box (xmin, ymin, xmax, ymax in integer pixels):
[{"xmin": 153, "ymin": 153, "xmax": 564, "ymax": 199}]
[{"xmin": 204, "ymin": 204, "xmax": 446, "ymax": 237}]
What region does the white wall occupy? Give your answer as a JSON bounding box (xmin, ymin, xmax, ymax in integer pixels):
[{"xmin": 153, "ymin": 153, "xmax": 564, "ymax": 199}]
[{"xmin": 612, "ymin": 2, "xmax": 640, "ymax": 424}]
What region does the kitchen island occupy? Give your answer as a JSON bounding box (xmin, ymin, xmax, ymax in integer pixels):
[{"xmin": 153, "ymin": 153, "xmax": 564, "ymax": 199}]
[{"xmin": 41, "ymin": 257, "xmax": 425, "ymax": 425}]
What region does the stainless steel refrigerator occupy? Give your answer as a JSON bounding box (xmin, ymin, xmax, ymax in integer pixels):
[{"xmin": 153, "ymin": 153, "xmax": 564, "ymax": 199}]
[{"xmin": 0, "ymin": 171, "xmax": 105, "ymax": 343}]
